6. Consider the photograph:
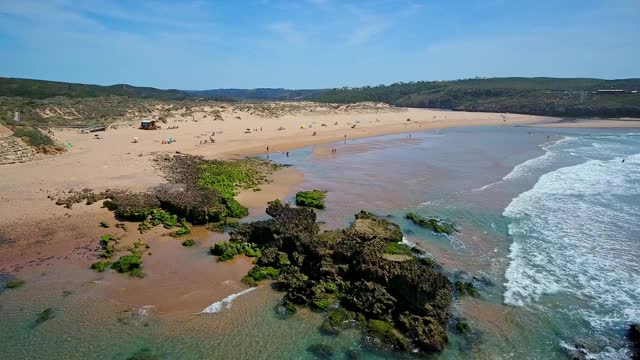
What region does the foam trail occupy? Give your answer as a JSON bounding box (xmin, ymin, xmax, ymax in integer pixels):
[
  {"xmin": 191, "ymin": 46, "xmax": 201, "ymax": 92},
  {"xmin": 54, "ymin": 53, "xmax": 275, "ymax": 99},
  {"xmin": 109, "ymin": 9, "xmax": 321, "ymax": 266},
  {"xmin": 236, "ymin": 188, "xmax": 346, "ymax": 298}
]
[{"xmin": 201, "ymin": 288, "xmax": 256, "ymax": 314}]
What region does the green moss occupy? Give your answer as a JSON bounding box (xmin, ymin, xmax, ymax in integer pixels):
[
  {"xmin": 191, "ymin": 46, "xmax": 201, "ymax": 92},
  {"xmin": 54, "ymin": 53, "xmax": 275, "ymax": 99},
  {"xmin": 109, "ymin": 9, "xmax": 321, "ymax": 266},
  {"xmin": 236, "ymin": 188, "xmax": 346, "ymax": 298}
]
[
  {"xmin": 312, "ymin": 295, "xmax": 332, "ymax": 310},
  {"xmin": 385, "ymin": 242, "xmax": 412, "ymax": 256},
  {"xmin": 366, "ymin": 319, "xmax": 409, "ymax": 350},
  {"xmin": 455, "ymin": 281, "xmax": 479, "ymax": 297},
  {"xmin": 91, "ymin": 261, "xmax": 112, "ymax": 272},
  {"xmin": 278, "ymin": 252, "xmax": 291, "ymax": 267},
  {"xmin": 169, "ymin": 226, "xmax": 191, "ymax": 238},
  {"xmin": 282, "ymin": 299, "xmax": 297, "ymax": 314},
  {"xmin": 197, "ymin": 158, "xmax": 279, "ymax": 199},
  {"xmin": 295, "ymin": 190, "xmax": 327, "ymax": 209},
  {"xmin": 5, "ymin": 279, "xmax": 25, "ymax": 289},
  {"xmin": 405, "ymin": 212, "xmax": 457, "ymax": 235},
  {"xmin": 323, "ymin": 282, "xmax": 338, "ymax": 294},
  {"xmin": 224, "ymin": 198, "xmax": 249, "ymax": 218},
  {"xmin": 242, "ymin": 266, "xmax": 280, "ymax": 285},
  {"xmin": 111, "ymin": 254, "xmax": 142, "ymax": 275},
  {"xmin": 149, "ymin": 209, "xmax": 178, "ymax": 228},
  {"xmin": 320, "ymin": 308, "xmax": 356, "ymax": 335},
  {"xmin": 197, "ymin": 158, "xmax": 279, "ymax": 219},
  {"xmin": 207, "ymin": 221, "xmax": 225, "ymax": 232},
  {"xmin": 182, "ymin": 239, "xmax": 196, "ymax": 247},
  {"xmin": 211, "ymin": 241, "xmax": 261, "ymax": 262},
  {"xmin": 138, "ymin": 221, "xmax": 152, "ymax": 234},
  {"xmin": 456, "ymin": 319, "xmax": 470, "ymax": 334}
]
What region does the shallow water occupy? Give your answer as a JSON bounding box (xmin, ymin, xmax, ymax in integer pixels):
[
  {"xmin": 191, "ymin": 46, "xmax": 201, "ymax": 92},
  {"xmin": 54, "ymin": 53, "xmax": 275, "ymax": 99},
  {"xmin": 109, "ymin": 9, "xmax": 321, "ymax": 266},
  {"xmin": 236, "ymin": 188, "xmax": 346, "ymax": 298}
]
[{"xmin": 1, "ymin": 126, "xmax": 639, "ymax": 359}]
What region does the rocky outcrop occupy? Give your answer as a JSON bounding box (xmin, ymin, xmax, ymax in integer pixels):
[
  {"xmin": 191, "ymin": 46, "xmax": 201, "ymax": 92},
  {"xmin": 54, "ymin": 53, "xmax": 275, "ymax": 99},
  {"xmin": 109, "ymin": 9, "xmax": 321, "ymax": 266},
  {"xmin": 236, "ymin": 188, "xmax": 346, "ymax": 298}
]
[
  {"xmin": 0, "ymin": 135, "xmax": 37, "ymax": 165},
  {"xmin": 229, "ymin": 201, "xmax": 452, "ymax": 355}
]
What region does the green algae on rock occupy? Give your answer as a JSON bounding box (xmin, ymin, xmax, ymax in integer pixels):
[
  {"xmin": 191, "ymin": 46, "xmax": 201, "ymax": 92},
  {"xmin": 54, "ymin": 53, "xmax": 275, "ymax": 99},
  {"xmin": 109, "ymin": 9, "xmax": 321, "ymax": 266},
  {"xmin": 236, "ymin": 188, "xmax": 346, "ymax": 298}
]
[
  {"xmin": 228, "ymin": 200, "xmax": 452, "ymax": 355},
  {"xmin": 295, "ymin": 190, "xmax": 327, "ymax": 209},
  {"xmin": 5, "ymin": 279, "xmax": 25, "ymax": 289},
  {"xmin": 405, "ymin": 212, "xmax": 458, "ymax": 235}
]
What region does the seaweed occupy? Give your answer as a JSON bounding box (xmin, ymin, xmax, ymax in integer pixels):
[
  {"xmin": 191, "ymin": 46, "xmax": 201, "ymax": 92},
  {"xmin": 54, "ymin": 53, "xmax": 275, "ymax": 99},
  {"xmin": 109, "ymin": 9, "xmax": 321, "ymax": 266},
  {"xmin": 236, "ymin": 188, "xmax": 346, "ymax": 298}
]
[
  {"xmin": 295, "ymin": 190, "xmax": 327, "ymax": 209},
  {"xmin": 5, "ymin": 279, "xmax": 25, "ymax": 289},
  {"xmin": 405, "ymin": 212, "xmax": 458, "ymax": 235}
]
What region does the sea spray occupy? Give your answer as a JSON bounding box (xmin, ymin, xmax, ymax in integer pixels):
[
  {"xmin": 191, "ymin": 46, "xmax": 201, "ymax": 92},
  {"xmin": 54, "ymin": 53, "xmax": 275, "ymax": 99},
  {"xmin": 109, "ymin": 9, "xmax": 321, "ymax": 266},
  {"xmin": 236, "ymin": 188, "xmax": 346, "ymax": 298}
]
[{"xmin": 201, "ymin": 288, "xmax": 257, "ymax": 314}]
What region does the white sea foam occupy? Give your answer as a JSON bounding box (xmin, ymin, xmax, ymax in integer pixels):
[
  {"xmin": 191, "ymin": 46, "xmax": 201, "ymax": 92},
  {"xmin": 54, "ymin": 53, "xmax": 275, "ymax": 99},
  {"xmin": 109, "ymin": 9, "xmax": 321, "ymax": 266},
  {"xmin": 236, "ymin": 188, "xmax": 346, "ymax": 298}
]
[
  {"xmin": 503, "ymin": 147, "xmax": 640, "ymax": 329},
  {"xmin": 473, "ymin": 137, "xmax": 572, "ymax": 191},
  {"xmin": 559, "ymin": 341, "xmax": 631, "ymax": 360},
  {"xmin": 401, "ymin": 236, "xmax": 416, "ymax": 248},
  {"xmin": 201, "ymin": 287, "xmax": 256, "ymax": 314}
]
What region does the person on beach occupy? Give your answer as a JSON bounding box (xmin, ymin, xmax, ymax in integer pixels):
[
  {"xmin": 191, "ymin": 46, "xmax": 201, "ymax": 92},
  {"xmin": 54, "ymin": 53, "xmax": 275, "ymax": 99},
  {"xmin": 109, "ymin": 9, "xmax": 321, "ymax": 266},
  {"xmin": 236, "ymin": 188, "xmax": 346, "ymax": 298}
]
[{"xmin": 286, "ymin": 151, "xmax": 289, "ymax": 157}]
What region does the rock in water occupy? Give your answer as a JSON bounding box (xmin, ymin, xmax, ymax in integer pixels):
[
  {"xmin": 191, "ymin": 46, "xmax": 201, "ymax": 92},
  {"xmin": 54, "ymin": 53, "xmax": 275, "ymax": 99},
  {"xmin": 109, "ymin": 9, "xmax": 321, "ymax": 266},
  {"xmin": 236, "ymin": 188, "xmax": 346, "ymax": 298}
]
[
  {"xmin": 230, "ymin": 200, "xmax": 452, "ymax": 355},
  {"xmin": 630, "ymin": 324, "xmax": 640, "ymax": 360}
]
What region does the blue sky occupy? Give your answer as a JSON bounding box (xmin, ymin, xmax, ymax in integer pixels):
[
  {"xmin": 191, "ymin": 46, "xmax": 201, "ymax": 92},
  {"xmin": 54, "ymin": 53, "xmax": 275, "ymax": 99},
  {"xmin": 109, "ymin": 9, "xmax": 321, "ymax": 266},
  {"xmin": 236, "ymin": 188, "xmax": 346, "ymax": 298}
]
[{"xmin": 0, "ymin": 0, "xmax": 638, "ymax": 89}]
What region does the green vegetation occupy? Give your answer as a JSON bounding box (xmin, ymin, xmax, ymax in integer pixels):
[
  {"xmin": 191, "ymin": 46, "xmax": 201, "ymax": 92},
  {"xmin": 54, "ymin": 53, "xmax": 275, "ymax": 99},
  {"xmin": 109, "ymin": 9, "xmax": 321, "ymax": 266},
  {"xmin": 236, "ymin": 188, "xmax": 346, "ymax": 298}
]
[
  {"xmin": 295, "ymin": 190, "xmax": 327, "ymax": 209},
  {"xmin": 406, "ymin": 213, "xmax": 457, "ymax": 235},
  {"xmin": 0, "ymin": 77, "xmax": 189, "ymax": 100},
  {"xmin": 5, "ymin": 279, "xmax": 25, "ymax": 289},
  {"xmin": 320, "ymin": 308, "xmax": 356, "ymax": 335},
  {"xmin": 312, "ymin": 295, "xmax": 332, "ymax": 310},
  {"xmin": 385, "ymin": 242, "xmax": 412, "ymax": 256},
  {"xmin": 98, "ymin": 235, "xmax": 117, "ymax": 259},
  {"xmin": 224, "ymin": 198, "xmax": 249, "ymax": 218},
  {"xmin": 35, "ymin": 308, "xmax": 54, "ymax": 324},
  {"xmin": 455, "ymin": 281, "xmax": 479, "ymax": 297},
  {"xmin": 169, "ymin": 225, "xmax": 191, "ymax": 238},
  {"xmin": 242, "ymin": 266, "xmax": 280, "ymax": 286},
  {"xmin": 197, "ymin": 158, "xmax": 279, "ymax": 219},
  {"xmin": 111, "ymin": 254, "xmax": 143, "ymax": 277},
  {"xmin": 13, "ymin": 128, "xmax": 54, "ymax": 146},
  {"xmin": 367, "ymin": 319, "xmax": 409, "ymax": 350},
  {"xmin": 91, "ymin": 261, "xmax": 112, "ymax": 272},
  {"xmin": 456, "ymin": 319, "xmax": 470, "ymax": 334},
  {"xmin": 198, "ymin": 159, "xmax": 279, "ymax": 200},
  {"xmin": 210, "ymin": 241, "xmax": 261, "ymax": 262},
  {"xmin": 182, "ymin": 239, "xmax": 196, "ymax": 247},
  {"xmin": 316, "ymin": 77, "xmax": 640, "ymax": 118},
  {"xmin": 149, "ymin": 209, "xmax": 178, "ymax": 228}
]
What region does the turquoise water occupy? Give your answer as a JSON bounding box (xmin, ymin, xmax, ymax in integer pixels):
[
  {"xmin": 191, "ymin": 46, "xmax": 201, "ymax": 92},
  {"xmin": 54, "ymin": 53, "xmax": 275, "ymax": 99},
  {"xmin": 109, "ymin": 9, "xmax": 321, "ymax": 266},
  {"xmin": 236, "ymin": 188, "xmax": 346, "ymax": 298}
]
[{"xmin": 2, "ymin": 126, "xmax": 639, "ymax": 359}]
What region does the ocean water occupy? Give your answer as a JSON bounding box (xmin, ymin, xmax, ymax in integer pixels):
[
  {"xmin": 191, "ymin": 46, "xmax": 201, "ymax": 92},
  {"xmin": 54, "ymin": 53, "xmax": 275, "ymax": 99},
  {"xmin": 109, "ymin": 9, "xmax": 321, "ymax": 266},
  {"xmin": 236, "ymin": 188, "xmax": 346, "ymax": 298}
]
[{"xmin": 1, "ymin": 126, "xmax": 639, "ymax": 359}]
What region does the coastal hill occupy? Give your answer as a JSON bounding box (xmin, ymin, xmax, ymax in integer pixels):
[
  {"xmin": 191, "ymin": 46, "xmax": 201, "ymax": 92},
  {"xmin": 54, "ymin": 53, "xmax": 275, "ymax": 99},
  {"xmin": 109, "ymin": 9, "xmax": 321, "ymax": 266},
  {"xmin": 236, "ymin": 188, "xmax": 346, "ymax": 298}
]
[
  {"xmin": 315, "ymin": 77, "xmax": 640, "ymax": 118},
  {"xmin": 1, "ymin": 77, "xmax": 640, "ymax": 120},
  {"xmin": 0, "ymin": 77, "xmax": 190, "ymax": 100},
  {"xmin": 0, "ymin": 77, "xmax": 326, "ymax": 102},
  {"xmin": 186, "ymin": 88, "xmax": 325, "ymax": 101}
]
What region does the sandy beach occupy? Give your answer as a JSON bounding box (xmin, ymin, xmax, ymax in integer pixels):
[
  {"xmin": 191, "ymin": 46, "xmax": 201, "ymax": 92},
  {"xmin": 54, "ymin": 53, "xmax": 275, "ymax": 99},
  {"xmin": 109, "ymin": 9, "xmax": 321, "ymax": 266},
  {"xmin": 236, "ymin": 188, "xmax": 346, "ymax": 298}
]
[{"xmin": 1, "ymin": 104, "xmax": 546, "ymax": 226}]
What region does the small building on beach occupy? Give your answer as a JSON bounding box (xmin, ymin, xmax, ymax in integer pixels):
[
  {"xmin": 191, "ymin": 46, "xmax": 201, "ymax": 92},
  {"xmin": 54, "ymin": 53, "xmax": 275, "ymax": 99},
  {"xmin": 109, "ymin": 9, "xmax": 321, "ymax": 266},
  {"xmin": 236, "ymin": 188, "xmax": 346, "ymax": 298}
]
[{"xmin": 140, "ymin": 120, "xmax": 157, "ymax": 130}]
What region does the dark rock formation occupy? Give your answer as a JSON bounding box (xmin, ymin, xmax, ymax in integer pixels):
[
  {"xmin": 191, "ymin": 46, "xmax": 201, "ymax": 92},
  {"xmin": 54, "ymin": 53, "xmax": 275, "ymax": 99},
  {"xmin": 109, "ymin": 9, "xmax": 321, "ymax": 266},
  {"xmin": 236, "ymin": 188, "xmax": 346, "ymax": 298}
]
[
  {"xmin": 230, "ymin": 200, "xmax": 452, "ymax": 355},
  {"xmin": 630, "ymin": 323, "xmax": 640, "ymax": 360}
]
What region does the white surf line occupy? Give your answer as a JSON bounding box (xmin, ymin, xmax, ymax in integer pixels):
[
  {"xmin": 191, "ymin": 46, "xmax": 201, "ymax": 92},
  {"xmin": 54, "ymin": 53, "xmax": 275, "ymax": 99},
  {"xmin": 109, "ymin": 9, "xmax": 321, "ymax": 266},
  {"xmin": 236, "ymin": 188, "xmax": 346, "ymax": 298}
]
[
  {"xmin": 472, "ymin": 136, "xmax": 572, "ymax": 192},
  {"xmin": 201, "ymin": 287, "xmax": 257, "ymax": 314}
]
